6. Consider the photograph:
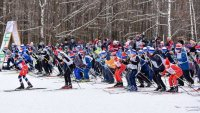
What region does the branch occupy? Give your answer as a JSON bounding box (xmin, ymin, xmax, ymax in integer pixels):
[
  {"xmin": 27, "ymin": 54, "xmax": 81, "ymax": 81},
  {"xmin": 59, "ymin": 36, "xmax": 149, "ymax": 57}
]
[
  {"xmin": 59, "ymin": 0, "xmax": 81, "ymax": 4},
  {"xmin": 55, "ymin": 0, "xmax": 128, "ymax": 40}
]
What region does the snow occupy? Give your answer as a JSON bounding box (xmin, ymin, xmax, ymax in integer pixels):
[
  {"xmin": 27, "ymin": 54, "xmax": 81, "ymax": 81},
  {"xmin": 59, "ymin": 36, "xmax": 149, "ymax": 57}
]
[{"xmin": 0, "ymin": 71, "xmax": 199, "ymax": 113}]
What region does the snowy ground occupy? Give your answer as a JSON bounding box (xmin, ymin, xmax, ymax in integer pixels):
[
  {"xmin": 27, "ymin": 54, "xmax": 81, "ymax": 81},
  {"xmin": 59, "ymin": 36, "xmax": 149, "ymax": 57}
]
[{"xmin": 0, "ymin": 71, "xmax": 200, "ymax": 113}]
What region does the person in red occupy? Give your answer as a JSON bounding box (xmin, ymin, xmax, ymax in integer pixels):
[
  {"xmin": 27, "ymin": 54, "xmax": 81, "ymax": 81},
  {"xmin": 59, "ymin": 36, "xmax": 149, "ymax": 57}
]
[
  {"xmin": 165, "ymin": 37, "xmax": 174, "ymax": 51},
  {"xmin": 113, "ymin": 53, "xmax": 126, "ymax": 87},
  {"xmin": 15, "ymin": 55, "xmax": 33, "ymax": 89},
  {"xmin": 163, "ymin": 59, "xmax": 183, "ymax": 92},
  {"xmin": 109, "ymin": 40, "xmax": 122, "ymax": 52}
]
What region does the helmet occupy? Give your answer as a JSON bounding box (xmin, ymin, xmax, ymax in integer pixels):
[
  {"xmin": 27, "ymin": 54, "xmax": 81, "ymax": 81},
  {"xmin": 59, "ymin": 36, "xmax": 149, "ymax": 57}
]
[{"xmin": 148, "ymin": 47, "xmax": 155, "ymax": 54}]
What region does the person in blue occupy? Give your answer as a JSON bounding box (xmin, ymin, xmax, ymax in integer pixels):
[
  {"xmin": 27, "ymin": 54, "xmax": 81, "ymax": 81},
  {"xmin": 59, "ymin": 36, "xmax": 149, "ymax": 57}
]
[
  {"xmin": 99, "ymin": 50, "xmax": 114, "ymax": 83},
  {"xmin": 81, "ymin": 51, "xmax": 92, "ymax": 81},
  {"xmin": 19, "ymin": 44, "xmax": 34, "ymax": 71},
  {"xmin": 175, "ymin": 43, "xmax": 194, "ymax": 86},
  {"xmin": 137, "ymin": 50, "xmax": 152, "ymax": 87},
  {"xmin": 126, "ymin": 49, "xmax": 140, "ymax": 91},
  {"xmin": 161, "ymin": 47, "xmax": 175, "ymax": 64}
]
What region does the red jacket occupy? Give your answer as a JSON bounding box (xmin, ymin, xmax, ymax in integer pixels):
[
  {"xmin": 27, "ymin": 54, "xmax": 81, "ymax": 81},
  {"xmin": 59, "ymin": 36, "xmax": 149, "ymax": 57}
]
[
  {"xmin": 163, "ymin": 64, "xmax": 183, "ymax": 77},
  {"xmin": 19, "ymin": 61, "xmax": 28, "ymax": 76}
]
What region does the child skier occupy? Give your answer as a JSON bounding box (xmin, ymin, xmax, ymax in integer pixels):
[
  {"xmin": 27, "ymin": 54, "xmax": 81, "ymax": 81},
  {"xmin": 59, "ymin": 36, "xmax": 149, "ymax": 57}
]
[
  {"xmin": 113, "ymin": 53, "xmax": 126, "ymax": 87},
  {"xmin": 126, "ymin": 49, "xmax": 140, "ymax": 91},
  {"xmin": 163, "ymin": 59, "xmax": 183, "ymax": 92},
  {"xmin": 15, "ymin": 55, "xmax": 33, "ymax": 89}
]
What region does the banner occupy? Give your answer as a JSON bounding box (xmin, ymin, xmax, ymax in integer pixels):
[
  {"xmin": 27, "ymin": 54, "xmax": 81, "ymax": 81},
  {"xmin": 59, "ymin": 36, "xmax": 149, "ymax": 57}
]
[{"xmin": 0, "ymin": 21, "xmax": 21, "ymax": 70}]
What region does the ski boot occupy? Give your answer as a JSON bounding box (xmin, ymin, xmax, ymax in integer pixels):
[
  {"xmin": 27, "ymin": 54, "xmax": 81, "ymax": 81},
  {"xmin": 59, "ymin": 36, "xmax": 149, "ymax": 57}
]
[
  {"xmin": 127, "ymin": 86, "xmax": 138, "ymax": 92},
  {"xmin": 173, "ymin": 86, "xmax": 178, "ymax": 92},
  {"xmin": 36, "ymin": 71, "xmax": 42, "ymax": 75},
  {"xmin": 154, "ymin": 86, "xmax": 161, "ymax": 91},
  {"xmin": 16, "ymin": 83, "xmax": 25, "ymax": 89},
  {"xmin": 138, "ymin": 84, "xmax": 144, "ymax": 88},
  {"xmin": 167, "ymin": 87, "xmax": 174, "ymax": 92},
  {"xmin": 27, "ymin": 82, "xmax": 33, "ymax": 89},
  {"xmin": 114, "ymin": 82, "xmax": 123, "ymax": 88},
  {"xmin": 61, "ymin": 84, "xmax": 72, "ymax": 89},
  {"xmin": 82, "ymin": 79, "xmax": 90, "ymax": 82},
  {"xmin": 159, "ymin": 87, "xmax": 166, "ymax": 92},
  {"xmin": 146, "ymin": 82, "xmax": 152, "ymax": 87}
]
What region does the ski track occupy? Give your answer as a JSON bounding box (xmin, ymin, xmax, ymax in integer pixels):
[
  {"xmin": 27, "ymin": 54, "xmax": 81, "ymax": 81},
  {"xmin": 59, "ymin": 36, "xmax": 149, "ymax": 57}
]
[{"xmin": 0, "ymin": 71, "xmax": 199, "ymax": 113}]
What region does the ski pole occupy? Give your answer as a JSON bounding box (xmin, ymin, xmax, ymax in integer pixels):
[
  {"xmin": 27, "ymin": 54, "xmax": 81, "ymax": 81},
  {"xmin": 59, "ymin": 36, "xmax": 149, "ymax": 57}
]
[
  {"xmin": 175, "ymin": 74, "xmax": 199, "ymax": 93},
  {"xmin": 137, "ymin": 72, "xmax": 157, "ymax": 88}
]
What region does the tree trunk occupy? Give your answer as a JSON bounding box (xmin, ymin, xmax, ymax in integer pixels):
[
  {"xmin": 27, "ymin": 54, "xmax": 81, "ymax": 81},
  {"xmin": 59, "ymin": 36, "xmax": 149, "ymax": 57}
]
[{"xmin": 168, "ymin": 0, "xmax": 172, "ymax": 38}]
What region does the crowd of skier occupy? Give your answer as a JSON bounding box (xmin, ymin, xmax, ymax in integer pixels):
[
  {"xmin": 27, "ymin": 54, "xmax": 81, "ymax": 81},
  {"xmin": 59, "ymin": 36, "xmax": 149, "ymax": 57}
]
[{"xmin": 2, "ymin": 34, "xmax": 200, "ymax": 92}]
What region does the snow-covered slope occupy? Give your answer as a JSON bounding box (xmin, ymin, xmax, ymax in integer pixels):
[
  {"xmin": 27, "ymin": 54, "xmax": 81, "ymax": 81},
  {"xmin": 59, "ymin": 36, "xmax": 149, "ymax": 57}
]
[{"xmin": 0, "ymin": 71, "xmax": 199, "ymax": 113}]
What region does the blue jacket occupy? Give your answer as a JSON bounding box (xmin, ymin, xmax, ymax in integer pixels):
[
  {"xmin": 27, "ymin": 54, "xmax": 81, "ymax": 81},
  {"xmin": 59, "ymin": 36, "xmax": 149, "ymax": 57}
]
[
  {"xmin": 176, "ymin": 49, "xmax": 189, "ymax": 70},
  {"xmin": 140, "ymin": 58, "xmax": 149, "ymax": 72},
  {"xmin": 22, "ymin": 53, "xmax": 32, "ymax": 62},
  {"xmin": 84, "ymin": 56, "xmax": 92, "ymax": 68}
]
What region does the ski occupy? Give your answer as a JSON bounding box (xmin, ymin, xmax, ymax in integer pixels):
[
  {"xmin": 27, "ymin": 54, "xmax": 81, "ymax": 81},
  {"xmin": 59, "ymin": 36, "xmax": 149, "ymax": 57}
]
[
  {"xmin": 106, "ymin": 86, "xmax": 125, "ymax": 89},
  {"xmin": 103, "ymin": 88, "xmax": 153, "ymax": 94},
  {"xmin": 45, "ymin": 88, "xmax": 79, "ymax": 91},
  {"xmin": 73, "ymin": 80, "xmax": 92, "ymax": 83},
  {"xmin": 4, "ymin": 88, "xmax": 47, "ymax": 92}
]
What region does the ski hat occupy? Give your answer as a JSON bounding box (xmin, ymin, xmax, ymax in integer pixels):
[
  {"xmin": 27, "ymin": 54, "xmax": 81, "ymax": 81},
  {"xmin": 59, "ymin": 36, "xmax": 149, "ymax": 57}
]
[
  {"xmin": 127, "ymin": 49, "xmax": 137, "ymax": 55},
  {"xmin": 121, "ymin": 52, "xmax": 127, "ymax": 59},
  {"xmin": 162, "ymin": 47, "xmax": 167, "ymax": 53},
  {"xmin": 113, "ymin": 40, "xmax": 119, "ymax": 45},
  {"xmin": 69, "ymin": 51, "xmax": 75, "ymax": 58},
  {"xmin": 79, "ymin": 50, "xmax": 85, "ymax": 55},
  {"xmin": 20, "ymin": 44, "xmax": 26, "ymax": 50},
  {"xmin": 165, "ymin": 59, "xmax": 171, "ymax": 68},
  {"xmin": 138, "ymin": 50, "xmax": 144, "ymax": 55},
  {"xmin": 76, "ymin": 45, "xmax": 82, "ymax": 51},
  {"xmin": 175, "ymin": 43, "xmax": 182, "ymax": 50},
  {"xmin": 143, "ymin": 47, "xmax": 148, "ymax": 52},
  {"xmin": 99, "ymin": 51, "xmax": 107, "ymax": 58},
  {"xmin": 148, "ymin": 47, "xmax": 155, "ymax": 54},
  {"xmin": 165, "ymin": 59, "xmax": 170, "ymax": 66},
  {"xmin": 195, "ymin": 45, "xmax": 200, "ymax": 52},
  {"xmin": 147, "ymin": 46, "xmax": 151, "ymax": 50}
]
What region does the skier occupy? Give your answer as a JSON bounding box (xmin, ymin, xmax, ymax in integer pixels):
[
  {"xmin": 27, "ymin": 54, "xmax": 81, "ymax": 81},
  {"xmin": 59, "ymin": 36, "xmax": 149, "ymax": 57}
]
[
  {"xmin": 14, "ymin": 54, "xmax": 33, "ymax": 89},
  {"xmin": 113, "ymin": 53, "xmax": 126, "ymax": 87},
  {"xmin": 80, "ymin": 50, "xmax": 93, "ymax": 81},
  {"xmin": 137, "ymin": 50, "xmax": 152, "ymax": 87},
  {"xmin": 126, "ymin": 49, "xmax": 140, "ymax": 91},
  {"xmin": 41, "ymin": 48, "xmax": 52, "ymax": 76},
  {"xmin": 58, "ymin": 51, "xmax": 74, "ymax": 89},
  {"xmin": 103, "ymin": 52, "xmax": 115, "ymax": 83},
  {"xmin": 163, "ymin": 59, "xmax": 183, "ymax": 92},
  {"xmin": 175, "ymin": 43, "xmax": 194, "ymax": 86},
  {"xmin": 73, "ymin": 51, "xmax": 86, "ymax": 81},
  {"xmin": 148, "ymin": 47, "xmax": 166, "ymax": 91}
]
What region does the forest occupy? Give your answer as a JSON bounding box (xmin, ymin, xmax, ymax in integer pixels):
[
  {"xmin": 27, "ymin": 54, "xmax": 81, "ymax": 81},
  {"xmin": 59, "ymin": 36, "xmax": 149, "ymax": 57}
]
[{"xmin": 0, "ymin": 0, "xmax": 199, "ymax": 44}]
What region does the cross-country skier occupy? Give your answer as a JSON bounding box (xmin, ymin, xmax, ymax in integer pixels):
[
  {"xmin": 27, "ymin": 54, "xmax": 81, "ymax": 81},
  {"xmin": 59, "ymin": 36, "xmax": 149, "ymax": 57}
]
[
  {"xmin": 125, "ymin": 49, "xmax": 140, "ymax": 91},
  {"xmin": 162, "ymin": 59, "xmax": 183, "ymax": 92},
  {"xmin": 112, "ymin": 52, "xmax": 126, "ymax": 87},
  {"xmin": 14, "ymin": 54, "xmax": 33, "ymax": 89},
  {"xmin": 175, "ymin": 43, "xmax": 194, "ymax": 86},
  {"xmin": 58, "ymin": 51, "xmax": 74, "ymax": 89},
  {"xmin": 148, "ymin": 47, "xmax": 166, "ymax": 91}
]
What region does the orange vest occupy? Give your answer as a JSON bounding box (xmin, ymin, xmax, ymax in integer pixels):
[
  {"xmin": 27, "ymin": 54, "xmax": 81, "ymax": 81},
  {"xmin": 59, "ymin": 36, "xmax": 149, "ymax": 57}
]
[{"xmin": 105, "ymin": 58, "xmax": 116, "ymax": 69}]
